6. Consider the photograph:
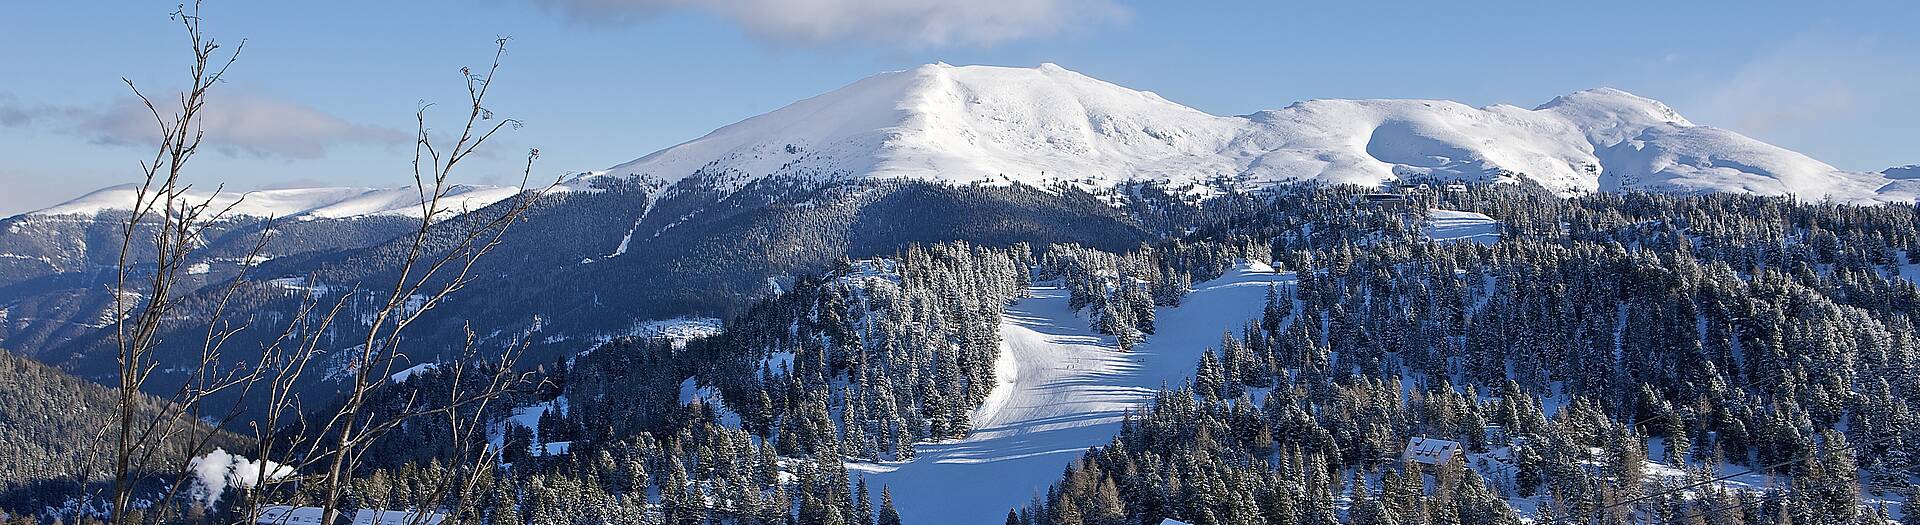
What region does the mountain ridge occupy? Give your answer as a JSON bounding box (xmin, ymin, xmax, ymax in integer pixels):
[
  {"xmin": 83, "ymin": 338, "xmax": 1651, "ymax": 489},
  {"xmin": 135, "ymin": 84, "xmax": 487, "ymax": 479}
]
[
  {"xmin": 25, "ymin": 183, "xmax": 524, "ymax": 221},
  {"xmin": 22, "ymin": 63, "xmax": 1913, "ymax": 219},
  {"xmin": 588, "ymin": 63, "xmax": 1907, "ymax": 202}
]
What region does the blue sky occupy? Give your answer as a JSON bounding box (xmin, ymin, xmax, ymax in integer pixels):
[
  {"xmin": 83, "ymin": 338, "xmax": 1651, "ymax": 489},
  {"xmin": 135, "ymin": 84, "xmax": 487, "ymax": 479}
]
[{"xmin": 2, "ymin": 0, "xmax": 1915, "ymax": 215}]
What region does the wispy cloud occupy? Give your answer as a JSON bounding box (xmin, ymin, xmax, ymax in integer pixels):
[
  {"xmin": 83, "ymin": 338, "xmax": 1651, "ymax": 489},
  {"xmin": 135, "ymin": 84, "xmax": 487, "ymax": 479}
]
[
  {"xmin": 526, "ymin": 0, "xmax": 1129, "ymax": 48},
  {"xmin": 1, "ymin": 91, "xmax": 408, "ymax": 159},
  {"xmin": 1679, "ymin": 28, "xmax": 1920, "ymax": 170},
  {"xmin": 0, "ymin": 93, "xmax": 83, "ymax": 127},
  {"xmin": 1697, "ymin": 30, "xmax": 1908, "ymax": 134}
]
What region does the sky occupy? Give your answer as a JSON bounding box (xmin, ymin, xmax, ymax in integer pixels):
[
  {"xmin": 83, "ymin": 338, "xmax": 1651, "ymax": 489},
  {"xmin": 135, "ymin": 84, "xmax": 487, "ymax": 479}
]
[{"xmin": 1, "ymin": 0, "xmax": 1916, "ymax": 216}]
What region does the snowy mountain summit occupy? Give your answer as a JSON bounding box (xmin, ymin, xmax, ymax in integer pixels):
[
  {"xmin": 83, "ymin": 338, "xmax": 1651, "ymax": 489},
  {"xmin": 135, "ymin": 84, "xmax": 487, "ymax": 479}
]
[{"xmin": 600, "ymin": 63, "xmax": 1910, "ymax": 202}]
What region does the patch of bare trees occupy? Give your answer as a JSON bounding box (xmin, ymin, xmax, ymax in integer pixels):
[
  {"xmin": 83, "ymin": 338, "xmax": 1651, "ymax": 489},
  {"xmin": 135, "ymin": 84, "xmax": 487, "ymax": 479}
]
[{"xmin": 94, "ymin": 2, "xmax": 557, "ymax": 523}]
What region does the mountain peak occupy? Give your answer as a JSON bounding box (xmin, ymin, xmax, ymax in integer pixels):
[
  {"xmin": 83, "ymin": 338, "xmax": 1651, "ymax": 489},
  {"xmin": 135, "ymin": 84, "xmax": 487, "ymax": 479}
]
[
  {"xmin": 596, "ymin": 67, "xmax": 1906, "ymax": 202},
  {"xmin": 1535, "ymin": 86, "xmax": 1693, "ymax": 130},
  {"xmin": 603, "ymin": 62, "xmax": 1231, "ymax": 189}
]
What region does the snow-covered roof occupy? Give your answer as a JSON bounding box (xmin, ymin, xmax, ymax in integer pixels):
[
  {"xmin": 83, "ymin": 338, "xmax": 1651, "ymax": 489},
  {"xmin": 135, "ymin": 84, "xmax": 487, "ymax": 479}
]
[
  {"xmin": 353, "ymin": 509, "xmax": 446, "ymax": 525},
  {"xmin": 252, "ymin": 506, "xmax": 446, "ymax": 525},
  {"xmin": 1403, "ymin": 437, "xmax": 1463, "ymax": 465},
  {"xmin": 1426, "ymin": 209, "xmax": 1501, "ymax": 244},
  {"xmin": 255, "ymin": 506, "xmax": 327, "ymax": 525},
  {"xmin": 1160, "ymin": 519, "xmax": 1193, "ymax": 525}
]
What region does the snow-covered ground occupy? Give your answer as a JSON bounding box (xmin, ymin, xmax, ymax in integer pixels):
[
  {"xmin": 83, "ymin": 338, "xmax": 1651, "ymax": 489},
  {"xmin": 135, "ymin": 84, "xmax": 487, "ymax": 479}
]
[
  {"xmin": 388, "ymin": 362, "xmax": 439, "ymax": 383},
  {"xmin": 852, "ymin": 261, "xmax": 1287, "ymax": 525},
  {"xmin": 1426, "ymin": 209, "xmax": 1501, "ymax": 244},
  {"xmin": 628, "ymin": 317, "xmax": 724, "ymax": 348},
  {"xmin": 680, "ymin": 377, "xmax": 744, "ymax": 428},
  {"xmin": 581, "ymin": 317, "xmax": 725, "ymax": 351},
  {"xmin": 491, "ymin": 396, "xmax": 570, "ymax": 456}
]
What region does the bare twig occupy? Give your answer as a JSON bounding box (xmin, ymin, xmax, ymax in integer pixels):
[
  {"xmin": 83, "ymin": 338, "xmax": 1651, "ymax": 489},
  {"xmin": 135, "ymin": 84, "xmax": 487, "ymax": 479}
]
[{"xmin": 102, "ymin": 6, "xmax": 553, "ymax": 524}]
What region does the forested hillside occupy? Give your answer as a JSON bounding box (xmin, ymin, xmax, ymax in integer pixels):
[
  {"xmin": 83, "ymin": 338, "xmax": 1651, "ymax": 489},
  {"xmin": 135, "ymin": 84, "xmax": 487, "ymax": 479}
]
[
  {"xmin": 457, "ymin": 184, "xmax": 1920, "ymax": 525},
  {"xmin": 0, "ymin": 212, "xmax": 419, "ymax": 357},
  {"xmin": 0, "ymin": 348, "xmax": 237, "ymax": 513},
  {"xmin": 6, "ymin": 181, "xmax": 1920, "ymax": 524},
  {"xmin": 19, "ymin": 178, "xmax": 1153, "ymax": 423},
  {"xmin": 1021, "ymin": 187, "xmax": 1920, "ymax": 525}
]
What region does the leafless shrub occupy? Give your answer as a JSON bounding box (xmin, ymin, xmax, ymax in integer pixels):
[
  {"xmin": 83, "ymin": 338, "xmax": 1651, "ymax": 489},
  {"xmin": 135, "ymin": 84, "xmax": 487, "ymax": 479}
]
[{"xmin": 98, "ymin": 3, "xmax": 557, "ymax": 523}]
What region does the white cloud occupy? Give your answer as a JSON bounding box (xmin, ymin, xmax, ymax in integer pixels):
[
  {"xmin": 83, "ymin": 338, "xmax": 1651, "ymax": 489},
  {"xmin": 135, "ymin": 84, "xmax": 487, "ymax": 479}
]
[
  {"xmin": 528, "ymin": 0, "xmax": 1129, "ymax": 48},
  {"xmin": 84, "ymin": 91, "xmax": 411, "ymax": 158},
  {"xmin": 1, "ymin": 90, "xmax": 408, "ymax": 159}
]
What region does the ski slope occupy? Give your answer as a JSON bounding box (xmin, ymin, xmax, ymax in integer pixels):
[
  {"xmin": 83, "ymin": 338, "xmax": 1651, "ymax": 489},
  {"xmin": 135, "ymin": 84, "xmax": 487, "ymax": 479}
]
[{"xmin": 852, "ymin": 261, "xmax": 1288, "ymax": 525}]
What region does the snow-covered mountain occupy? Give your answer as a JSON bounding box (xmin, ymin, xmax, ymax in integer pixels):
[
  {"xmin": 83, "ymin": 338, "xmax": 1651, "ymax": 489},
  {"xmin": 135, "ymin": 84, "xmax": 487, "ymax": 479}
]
[
  {"xmin": 29, "ymin": 183, "xmax": 522, "ymax": 220},
  {"xmin": 1, "ymin": 183, "xmax": 524, "ymax": 355},
  {"xmin": 23, "ymin": 63, "xmax": 1910, "ymax": 219},
  {"xmin": 1880, "ymin": 165, "xmax": 1920, "ymax": 202},
  {"xmin": 595, "ymin": 63, "xmax": 1908, "ymax": 202}
]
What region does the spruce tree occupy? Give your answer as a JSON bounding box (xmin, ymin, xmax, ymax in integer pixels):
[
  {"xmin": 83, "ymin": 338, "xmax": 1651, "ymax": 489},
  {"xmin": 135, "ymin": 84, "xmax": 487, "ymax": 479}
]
[{"xmin": 878, "ymin": 486, "xmax": 904, "ymax": 525}]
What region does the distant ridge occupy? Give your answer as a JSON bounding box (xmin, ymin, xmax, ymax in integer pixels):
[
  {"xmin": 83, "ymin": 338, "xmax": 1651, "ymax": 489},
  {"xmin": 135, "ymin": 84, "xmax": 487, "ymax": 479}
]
[{"xmin": 25, "ymin": 183, "xmax": 523, "ymax": 221}]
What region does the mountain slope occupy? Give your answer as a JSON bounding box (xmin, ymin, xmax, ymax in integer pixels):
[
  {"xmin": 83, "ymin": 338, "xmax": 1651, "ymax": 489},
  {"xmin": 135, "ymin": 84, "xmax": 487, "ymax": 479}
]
[
  {"xmin": 597, "ymin": 63, "xmax": 1907, "ymax": 202},
  {"xmin": 23, "ymin": 179, "xmax": 1154, "ymax": 416},
  {"xmin": 0, "ymin": 213, "xmax": 424, "ymax": 357},
  {"xmin": 603, "ymin": 63, "xmax": 1244, "ymax": 192},
  {"xmin": 1880, "ymin": 165, "xmax": 1920, "ymax": 201}
]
